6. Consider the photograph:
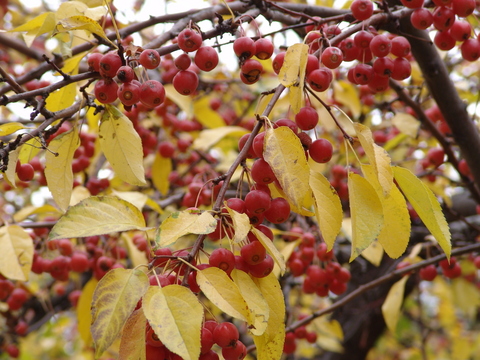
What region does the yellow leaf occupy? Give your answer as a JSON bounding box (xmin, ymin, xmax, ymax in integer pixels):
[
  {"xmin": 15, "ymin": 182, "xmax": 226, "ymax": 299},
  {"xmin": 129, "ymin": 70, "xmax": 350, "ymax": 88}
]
[
  {"xmin": 313, "ymin": 317, "xmax": 344, "ymax": 353},
  {"xmin": 391, "ymin": 113, "xmax": 420, "ymax": 137},
  {"xmin": 9, "ymin": 12, "xmax": 56, "ymax": 47},
  {"xmin": 361, "ymin": 240, "xmax": 384, "ymax": 266},
  {"xmin": 143, "ymin": 285, "xmax": 203, "ymax": 360},
  {"xmin": 231, "ymin": 269, "xmax": 269, "ymax": 336},
  {"xmin": 13, "ymin": 204, "xmax": 61, "ymax": 222},
  {"xmin": 381, "ymin": 276, "xmax": 408, "ymax": 333},
  {"xmin": 348, "ymin": 173, "xmax": 384, "ymax": 262},
  {"xmin": 264, "ymin": 126, "xmax": 312, "ymax": 213},
  {"xmin": 251, "ymin": 227, "xmax": 286, "ymax": 275},
  {"xmin": 151, "ymin": 153, "xmax": 171, "ymax": 196},
  {"xmin": 278, "ymin": 43, "xmax": 309, "ymax": 87},
  {"xmin": 192, "ymin": 126, "xmax": 248, "ymax": 152},
  {"xmin": 69, "ymin": 185, "xmax": 90, "ymax": 206},
  {"xmin": 111, "ymin": 190, "xmax": 148, "ymax": 212},
  {"xmin": 225, "ymin": 206, "xmax": 251, "ymax": 243},
  {"xmin": 0, "ymin": 122, "xmax": 27, "ymax": 137},
  {"xmin": 354, "ymin": 123, "xmax": 393, "ymax": 196},
  {"xmin": 119, "ymin": 309, "xmax": 146, "ymax": 360},
  {"xmin": 333, "ymin": 80, "xmax": 361, "ymax": 119},
  {"xmin": 252, "ymin": 273, "xmax": 285, "ymax": 360},
  {"xmin": 0, "ymin": 225, "xmax": 34, "ymax": 281},
  {"xmin": 165, "ymin": 84, "xmax": 194, "ymax": 118},
  {"xmin": 452, "ymin": 278, "xmax": 480, "ymax": 320},
  {"xmin": 46, "ymin": 82, "xmax": 77, "ymax": 112},
  {"xmin": 156, "ymin": 210, "xmax": 217, "ymax": 247},
  {"xmin": 310, "ymin": 171, "xmax": 342, "ymax": 251},
  {"xmin": 99, "ymin": 105, "xmax": 146, "ymax": 186},
  {"xmin": 18, "ymin": 137, "xmax": 41, "ymax": 164},
  {"xmin": 45, "ymin": 127, "xmax": 80, "ymax": 211},
  {"xmin": 362, "ymin": 165, "xmax": 410, "ymax": 259},
  {"xmin": 196, "ymin": 267, "xmax": 249, "ymax": 322},
  {"xmin": 77, "ymin": 277, "xmax": 97, "ymax": 345},
  {"xmin": 55, "ymin": 15, "xmax": 115, "ymax": 47},
  {"xmin": 4, "ymin": 147, "xmax": 20, "ymax": 188},
  {"xmin": 91, "ymin": 268, "xmax": 149, "ymax": 358},
  {"xmin": 393, "ymin": 166, "xmax": 451, "ymax": 259},
  {"xmin": 193, "ymin": 96, "xmax": 226, "ymax": 128},
  {"xmin": 56, "ymin": 0, "xmax": 88, "ymax": 19},
  {"xmin": 49, "ymin": 196, "xmax": 147, "ymax": 240}
]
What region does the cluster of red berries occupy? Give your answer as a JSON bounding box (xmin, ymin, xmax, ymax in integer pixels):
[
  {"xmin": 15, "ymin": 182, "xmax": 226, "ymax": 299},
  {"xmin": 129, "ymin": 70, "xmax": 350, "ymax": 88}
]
[
  {"xmin": 284, "ymin": 317, "xmax": 318, "ymax": 354},
  {"xmin": 145, "ymin": 319, "xmax": 245, "ymax": 360},
  {"xmin": 285, "ymin": 228, "xmax": 351, "ymax": 297}
]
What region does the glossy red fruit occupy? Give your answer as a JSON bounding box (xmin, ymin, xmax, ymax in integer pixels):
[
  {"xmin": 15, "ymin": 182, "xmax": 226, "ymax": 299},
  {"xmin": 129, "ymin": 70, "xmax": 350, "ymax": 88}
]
[
  {"xmin": 264, "ymin": 197, "xmax": 291, "ymax": 224},
  {"xmin": 177, "ymin": 28, "xmax": 203, "ymax": 52},
  {"xmin": 272, "ymin": 52, "xmax": 286, "ymax": 74},
  {"xmin": 461, "ymin": 38, "xmax": 480, "ymax": 61},
  {"xmin": 410, "ymin": 8, "xmax": 433, "ymax": 30},
  {"xmin": 391, "ymin": 36, "xmax": 411, "ymax": 57},
  {"xmin": 117, "ymin": 82, "xmax": 140, "ymax": 106},
  {"xmin": 194, "ymin": 46, "xmax": 219, "ymax": 71},
  {"xmin": 369, "ymin": 34, "xmax": 391, "ymax": 57},
  {"xmin": 309, "ymin": 138, "xmax": 333, "ymax": 163},
  {"xmin": 87, "ymin": 52, "xmax": 103, "ymax": 71},
  {"xmin": 139, "ymin": 49, "xmax": 161, "ymax": 69},
  {"xmin": 17, "ymin": 163, "xmax": 35, "ymax": 181},
  {"xmin": 241, "ymin": 240, "xmax": 267, "ymax": 266},
  {"xmin": 173, "ymin": 70, "xmax": 199, "ymax": 95},
  {"xmin": 419, "ymin": 264, "xmax": 438, "ymax": 281},
  {"xmin": 116, "ymin": 65, "xmax": 135, "ymax": 83},
  {"xmin": 350, "ymin": 0, "xmax": 374, "ymax": 20},
  {"xmin": 254, "ymin": 38, "xmax": 274, "ymax": 60},
  {"xmin": 99, "ymin": 52, "xmax": 122, "ymax": 78},
  {"xmin": 321, "ymin": 46, "xmax": 343, "ymax": 69},
  {"xmin": 213, "ymin": 322, "xmax": 239, "ymax": 348},
  {"xmin": 139, "ymin": 80, "xmax": 166, "ymax": 108},
  {"xmin": 248, "ymin": 254, "xmax": 274, "ymax": 278},
  {"xmin": 432, "ymin": 6, "xmax": 455, "ymax": 31},
  {"xmin": 240, "ymin": 59, "xmax": 263, "ymax": 84},
  {"xmin": 222, "ymin": 340, "xmax": 247, "ymax": 360},
  {"xmin": 295, "ymin": 106, "xmax": 319, "ymax": 131},
  {"xmin": 94, "ymin": 79, "xmax": 119, "ymax": 104},
  {"xmin": 233, "ymin": 37, "xmax": 256, "ymax": 60},
  {"xmin": 209, "ymin": 248, "xmax": 236, "ymax": 275},
  {"xmin": 244, "ymin": 189, "xmax": 271, "ymax": 214},
  {"xmin": 251, "ymin": 158, "xmax": 276, "ymax": 184}
]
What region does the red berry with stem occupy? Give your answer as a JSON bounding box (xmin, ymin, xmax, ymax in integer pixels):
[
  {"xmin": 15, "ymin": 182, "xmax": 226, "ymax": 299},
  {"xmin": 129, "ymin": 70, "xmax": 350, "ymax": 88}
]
[
  {"xmin": 410, "ymin": 8, "xmax": 433, "ymax": 30},
  {"xmin": 350, "ymin": 0, "xmax": 374, "ymax": 21},
  {"xmin": 452, "ymin": 0, "xmax": 475, "ymax": 17},
  {"xmin": 240, "ymin": 58, "xmax": 263, "ymax": 84},
  {"xmin": 226, "ymin": 197, "xmax": 246, "ymax": 213},
  {"xmin": 238, "ymin": 133, "xmax": 257, "ymax": 158},
  {"xmin": 373, "ymin": 57, "xmax": 394, "ymax": 77},
  {"xmin": 391, "ymin": 57, "xmax": 411, "ymax": 80},
  {"xmin": 434, "ymin": 30, "xmax": 456, "ymax": 51},
  {"xmin": 461, "ymin": 39, "xmax": 480, "ymax": 61},
  {"xmin": 251, "ymin": 158, "xmax": 276, "ymax": 185},
  {"xmin": 17, "ymin": 163, "xmax": 35, "ymax": 181},
  {"xmin": 209, "ymin": 248, "xmax": 236, "ymax": 275},
  {"xmin": 254, "ymin": 38, "xmax": 274, "ymax": 60},
  {"xmin": 309, "ymin": 138, "xmax": 333, "ymax": 163},
  {"xmin": 352, "ymin": 63, "xmax": 374, "ymax": 85},
  {"xmin": 233, "ymin": 36, "xmax": 256, "ymax": 60},
  {"xmin": 419, "ymin": 264, "xmax": 438, "ymax": 281},
  {"xmin": 248, "ymin": 254, "xmax": 274, "ymax": 278},
  {"xmin": 354, "ymin": 30, "xmax": 374, "ymax": 49},
  {"xmin": 339, "ymin": 38, "xmax": 361, "ymax": 61},
  {"xmin": 222, "ymin": 340, "xmax": 247, "ymax": 360},
  {"xmin": 272, "ymin": 52, "xmax": 285, "ymax": 74},
  {"xmin": 449, "ymin": 20, "xmax": 472, "ymax": 41},
  {"xmin": 245, "ymin": 189, "xmax": 271, "ymax": 214},
  {"xmin": 194, "ymin": 46, "xmax": 219, "ymax": 72},
  {"xmin": 201, "ymin": 327, "xmax": 215, "ymax": 354},
  {"xmin": 213, "ymin": 322, "xmax": 239, "ymax": 348},
  {"xmin": 173, "ymin": 70, "xmax": 199, "ymax": 95},
  {"xmin": 321, "ymin": 46, "xmax": 343, "ymax": 69},
  {"xmin": 307, "ymin": 68, "xmax": 332, "ymax": 92},
  {"xmin": 432, "ymin": 6, "xmax": 455, "ymax": 31},
  {"xmin": 295, "ymin": 106, "xmax": 319, "ymax": 131},
  {"xmin": 174, "ymin": 53, "xmax": 192, "ymax": 70},
  {"xmin": 391, "ymin": 36, "xmax": 411, "ymax": 57},
  {"xmin": 241, "ymin": 240, "xmax": 267, "ymax": 265},
  {"xmin": 118, "ymin": 82, "xmax": 140, "ymax": 106},
  {"xmin": 116, "ymin": 65, "xmax": 135, "ymax": 83},
  {"xmin": 139, "ymin": 49, "xmax": 161, "ymax": 69},
  {"xmin": 99, "ymin": 52, "xmax": 123, "ymax": 78},
  {"xmin": 139, "ymin": 80, "xmax": 166, "ymax": 108},
  {"xmin": 94, "ymin": 78, "xmax": 119, "ymax": 104},
  {"xmin": 87, "ymin": 52, "xmax": 103, "ymax": 71},
  {"xmin": 264, "ymin": 197, "xmax": 291, "ymax": 224},
  {"xmin": 177, "ymin": 28, "xmax": 203, "ymax": 52},
  {"xmin": 369, "ymin": 34, "xmax": 391, "ymax": 57}
]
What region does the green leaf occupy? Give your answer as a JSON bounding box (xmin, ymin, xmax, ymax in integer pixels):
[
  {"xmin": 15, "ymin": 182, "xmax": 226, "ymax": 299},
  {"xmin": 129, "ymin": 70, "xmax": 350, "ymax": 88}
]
[
  {"xmin": 49, "ymin": 196, "xmax": 147, "ymax": 240},
  {"xmin": 99, "ymin": 105, "xmax": 146, "ymax": 186},
  {"xmin": 91, "ymin": 268, "xmax": 149, "ymax": 358},
  {"xmin": 393, "ymin": 166, "xmax": 451, "ymax": 259}
]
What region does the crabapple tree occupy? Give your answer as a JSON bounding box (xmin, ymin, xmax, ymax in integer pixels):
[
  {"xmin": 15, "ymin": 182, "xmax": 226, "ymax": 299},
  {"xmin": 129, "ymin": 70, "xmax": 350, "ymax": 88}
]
[{"xmin": 1, "ymin": 0, "xmax": 480, "ymax": 360}]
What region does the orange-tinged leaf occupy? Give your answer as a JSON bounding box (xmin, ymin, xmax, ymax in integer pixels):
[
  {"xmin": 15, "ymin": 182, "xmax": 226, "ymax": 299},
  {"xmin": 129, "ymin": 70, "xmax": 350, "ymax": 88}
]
[
  {"xmin": 119, "ymin": 309, "xmax": 146, "ymax": 360},
  {"xmin": 193, "ymin": 96, "xmax": 226, "ymax": 128},
  {"xmin": 193, "ymin": 126, "xmax": 248, "ymax": 151},
  {"xmin": 197, "ymin": 267, "xmax": 249, "ymax": 322},
  {"xmin": 348, "ymin": 173, "xmax": 384, "ymax": 262},
  {"xmin": 151, "ymin": 153, "xmax": 171, "ymax": 196},
  {"xmin": 49, "ymin": 196, "xmax": 147, "ymax": 240},
  {"xmin": 264, "ymin": 126, "xmax": 312, "ymax": 214},
  {"xmin": 55, "ymin": 15, "xmax": 115, "ymax": 47},
  {"xmin": 91, "ymin": 268, "xmax": 149, "ymax": 358},
  {"xmin": 381, "ymin": 276, "xmax": 408, "ymax": 333},
  {"xmin": 231, "ymin": 269, "xmax": 269, "ymax": 336},
  {"xmin": 99, "ymin": 105, "xmax": 146, "ymax": 186},
  {"xmin": 45, "ymin": 127, "xmax": 80, "ymax": 211},
  {"xmin": 362, "ymin": 165, "xmax": 410, "ymax": 259},
  {"xmin": 252, "ymin": 273, "xmax": 285, "ymax": 360},
  {"xmin": 225, "ymin": 206, "xmax": 250, "ymax": 243},
  {"xmin": 0, "ymin": 122, "xmax": 27, "ymax": 137},
  {"xmin": 310, "ymin": 171, "xmax": 342, "ymax": 251},
  {"xmin": 250, "ymin": 227, "xmax": 286, "ymax": 275},
  {"xmin": 77, "ymin": 277, "xmax": 97, "ymax": 345},
  {"xmin": 156, "ymin": 210, "xmax": 217, "ymax": 247},
  {"xmin": 143, "ymin": 285, "xmax": 203, "ymax": 360},
  {"xmin": 354, "ymin": 123, "xmax": 393, "ymax": 196},
  {"xmin": 393, "ymin": 166, "xmax": 451, "ymax": 259},
  {"xmin": 0, "ymin": 225, "xmax": 34, "ymax": 281}
]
